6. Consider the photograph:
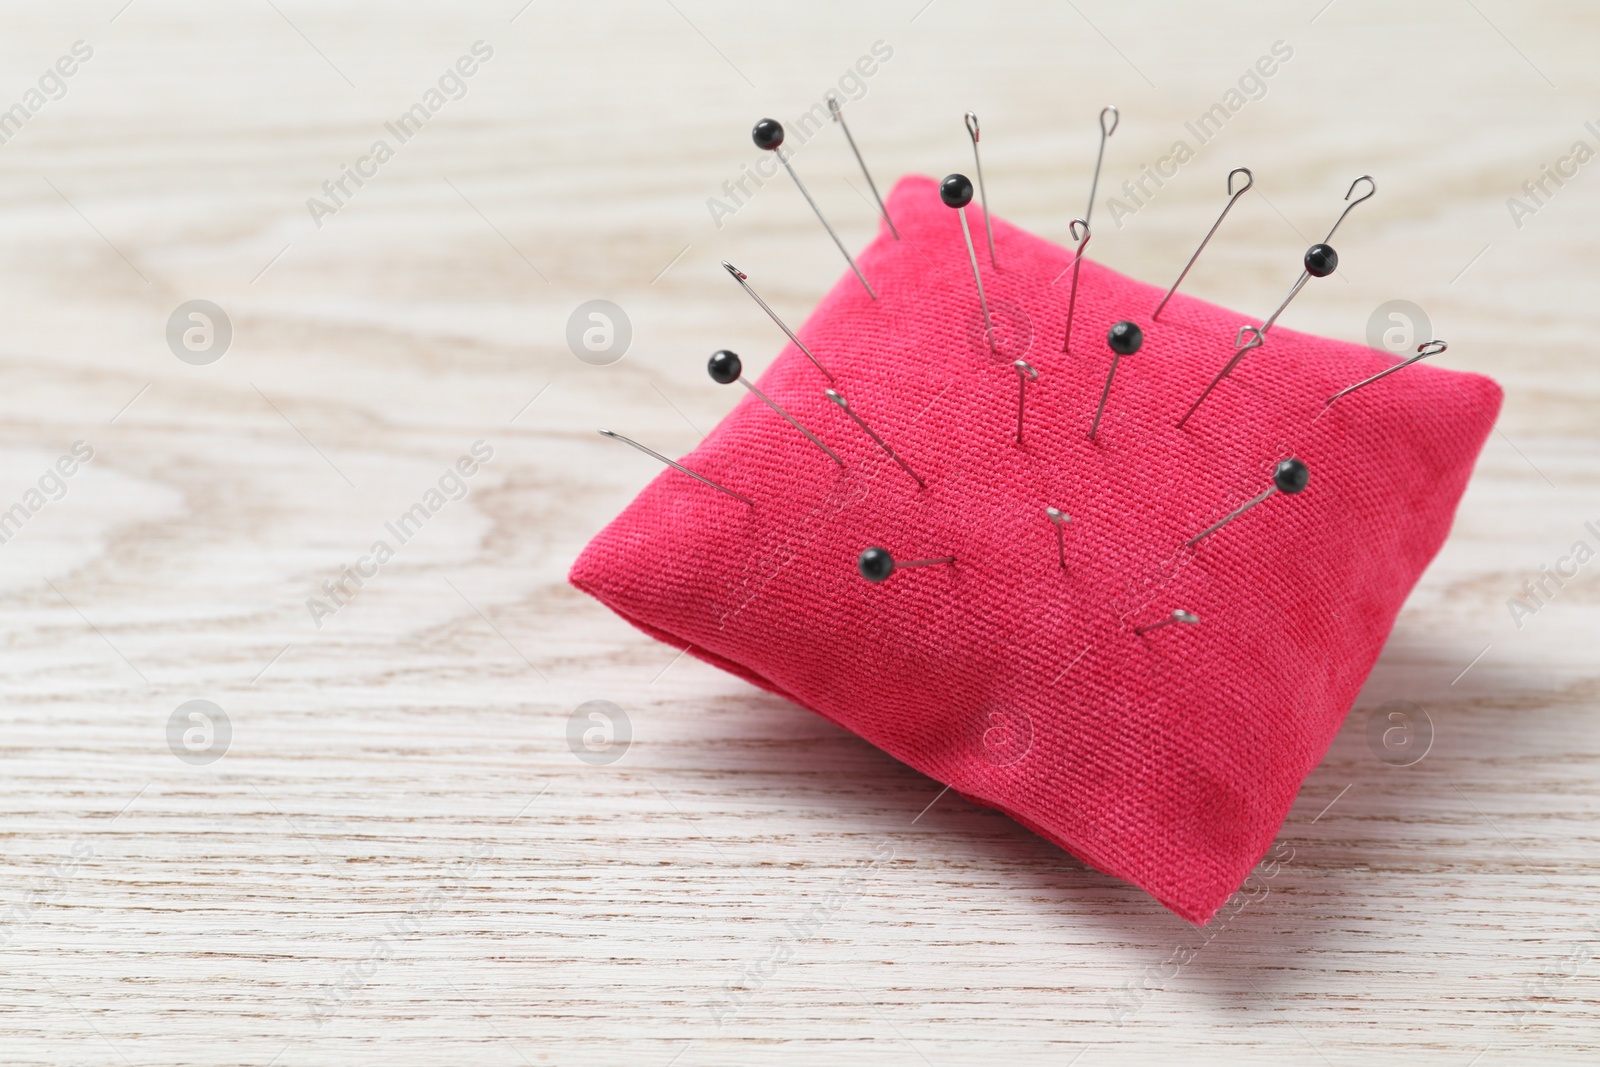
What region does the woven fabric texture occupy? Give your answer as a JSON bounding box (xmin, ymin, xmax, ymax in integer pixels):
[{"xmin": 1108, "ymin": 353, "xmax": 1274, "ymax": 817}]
[{"xmin": 571, "ymin": 175, "xmax": 1501, "ymax": 924}]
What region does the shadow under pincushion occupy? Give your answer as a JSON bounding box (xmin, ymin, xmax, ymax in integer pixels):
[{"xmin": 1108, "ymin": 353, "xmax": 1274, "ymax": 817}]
[{"xmin": 570, "ymin": 174, "xmax": 1501, "ymax": 924}]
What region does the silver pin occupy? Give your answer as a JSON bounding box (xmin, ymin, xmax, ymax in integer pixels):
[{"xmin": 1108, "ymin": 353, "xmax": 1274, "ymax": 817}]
[
  {"xmin": 1152, "ymin": 167, "xmax": 1254, "ymax": 320},
  {"xmin": 1260, "ymin": 175, "xmax": 1376, "ymax": 337},
  {"xmin": 828, "ymin": 93, "xmax": 899, "ymax": 240},
  {"xmin": 963, "ymin": 112, "xmax": 997, "ymax": 267},
  {"xmin": 598, "ymin": 429, "xmax": 753, "ymax": 506},
  {"xmin": 1325, "ymin": 339, "xmax": 1447, "ymax": 407},
  {"xmin": 1013, "ymin": 360, "xmax": 1038, "ymax": 445},
  {"xmin": 721, "ymin": 261, "xmax": 835, "ymax": 382},
  {"xmin": 1134, "ymin": 609, "xmax": 1199, "ymax": 636},
  {"xmin": 707, "ymin": 350, "xmax": 842, "ymax": 466},
  {"xmin": 1045, "ymin": 507, "xmax": 1071, "ymax": 570},
  {"xmin": 939, "ymin": 174, "xmax": 997, "ymax": 353},
  {"xmin": 1090, "ymin": 322, "xmax": 1142, "ymax": 440},
  {"xmin": 1176, "ymin": 324, "xmax": 1264, "ymax": 430},
  {"xmin": 1059, "ymin": 218, "xmax": 1090, "ymax": 353},
  {"xmin": 752, "ymin": 118, "xmax": 876, "ymax": 299},
  {"xmin": 825, "ymin": 388, "xmax": 924, "ymax": 488},
  {"xmin": 1186, "ymin": 458, "xmax": 1308, "ymax": 546},
  {"xmin": 1084, "ymin": 105, "xmax": 1118, "ymax": 229},
  {"xmin": 1179, "ymin": 177, "xmax": 1376, "ymax": 429},
  {"xmin": 857, "ymin": 546, "xmax": 954, "ymax": 583}
]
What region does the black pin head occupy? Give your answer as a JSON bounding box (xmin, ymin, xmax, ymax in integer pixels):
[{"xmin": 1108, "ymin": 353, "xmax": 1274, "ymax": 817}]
[
  {"xmin": 1107, "ymin": 320, "xmax": 1143, "ymax": 355},
  {"xmin": 1304, "ymin": 243, "xmax": 1338, "ymax": 277},
  {"xmin": 939, "ymin": 173, "xmax": 974, "ymax": 209},
  {"xmin": 752, "ymin": 118, "xmax": 785, "ymax": 151},
  {"xmin": 707, "ymin": 349, "xmax": 742, "ymax": 385},
  {"xmin": 857, "ymin": 547, "xmax": 895, "ymax": 583},
  {"xmin": 1273, "ymin": 457, "xmax": 1310, "ymax": 494}
]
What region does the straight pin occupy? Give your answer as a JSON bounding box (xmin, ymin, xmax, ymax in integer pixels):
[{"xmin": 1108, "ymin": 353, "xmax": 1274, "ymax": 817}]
[
  {"xmin": 1178, "ymin": 177, "xmax": 1374, "ymax": 429},
  {"xmin": 707, "ymin": 350, "xmax": 842, "ymax": 466},
  {"xmin": 1186, "ymin": 458, "xmax": 1308, "ymax": 546},
  {"xmin": 1090, "ymin": 321, "xmax": 1142, "ymax": 440},
  {"xmin": 721, "ymin": 260, "xmax": 835, "ymax": 382},
  {"xmin": 1059, "ymin": 218, "xmax": 1090, "ymax": 353},
  {"xmin": 1260, "ymin": 175, "xmax": 1375, "ymax": 338},
  {"xmin": 963, "ymin": 112, "xmax": 997, "ymax": 267},
  {"xmin": 1152, "ymin": 167, "xmax": 1253, "ymax": 320},
  {"xmin": 1134, "ymin": 609, "xmax": 1199, "ymax": 636},
  {"xmin": 752, "ymin": 118, "xmax": 876, "ymax": 299},
  {"xmin": 1014, "ymin": 360, "xmax": 1038, "ymax": 445},
  {"xmin": 1176, "ymin": 324, "xmax": 1263, "ymax": 430},
  {"xmin": 940, "ymin": 174, "xmax": 996, "ymax": 352},
  {"xmin": 857, "ymin": 547, "xmax": 954, "ymax": 583},
  {"xmin": 826, "ymin": 388, "xmax": 925, "ymax": 488},
  {"xmin": 1325, "ymin": 339, "xmax": 1447, "ymax": 407},
  {"xmin": 1046, "ymin": 507, "xmax": 1071, "ymax": 570},
  {"xmin": 598, "ymin": 429, "xmax": 753, "ymax": 506},
  {"xmin": 1084, "ymin": 106, "xmax": 1118, "ymax": 229},
  {"xmin": 828, "ymin": 93, "xmax": 899, "ymax": 240}
]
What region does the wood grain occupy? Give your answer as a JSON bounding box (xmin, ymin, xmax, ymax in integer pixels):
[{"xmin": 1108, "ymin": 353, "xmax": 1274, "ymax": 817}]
[{"xmin": 1, "ymin": 0, "xmax": 1598, "ymax": 1063}]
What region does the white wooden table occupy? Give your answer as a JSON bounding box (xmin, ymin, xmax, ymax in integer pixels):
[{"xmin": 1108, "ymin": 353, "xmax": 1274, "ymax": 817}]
[{"xmin": 1, "ymin": 1, "xmax": 1597, "ymax": 1063}]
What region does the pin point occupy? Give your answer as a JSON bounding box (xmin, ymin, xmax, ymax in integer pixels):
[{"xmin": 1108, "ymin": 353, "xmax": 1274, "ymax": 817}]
[
  {"xmin": 1084, "ymin": 106, "xmax": 1118, "ymax": 229},
  {"xmin": 752, "ymin": 118, "xmax": 876, "ymax": 299},
  {"xmin": 598, "ymin": 429, "xmax": 753, "ymax": 506},
  {"xmin": 1045, "ymin": 507, "xmax": 1071, "ymax": 570},
  {"xmin": 1152, "ymin": 167, "xmax": 1253, "ymax": 320},
  {"xmin": 1325, "ymin": 339, "xmax": 1448, "ymax": 408},
  {"xmin": 857, "ymin": 546, "xmax": 954, "ymax": 583},
  {"xmin": 1013, "ymin": 360, "xmax": 1038, "ymax": 445},
  {"xmin": 1176, "ymin": 324, "xmax": 1264, "ymax": 430},
  {"xmin": 1186, "ymin": 458, "xmax": 1308, "ymax": 546},
  {"xmin": 828, "ymin": 93, "xmax": 898, "ymax": 240},
  {"xmin": 1134, "ymin": 609, "xmax": 1199, "ymax": 636},
  {"xmin": 708, "ymin": 350, "xmax": 842, "ymax": 466},
  {"xmin": 721, "ymin": 261, "xmax": 835, "ymax": 382},
  {"xmin": 1059, "ymin": 218, "xmax": 1090, "ymax": 353},
  {"xmin": 1089, "ymin": 321, "xmax": 1142, "ymax": 440},
  {"xmin": 826, "ymin": 388, "xmax": 924, "ymax": 488},
  {"xmin": 963, "ymin": 112, "xmax": 997, "ymax": 267},
  {"xmin": 940, "ymin": 173, "xmax": 996, "ymax": 353}
]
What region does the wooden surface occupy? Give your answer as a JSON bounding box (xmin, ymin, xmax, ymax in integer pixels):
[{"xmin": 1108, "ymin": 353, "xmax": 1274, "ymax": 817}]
[{"xmin": 2, "ymin": 1, "xmax": 1598, "ymax": 1063}]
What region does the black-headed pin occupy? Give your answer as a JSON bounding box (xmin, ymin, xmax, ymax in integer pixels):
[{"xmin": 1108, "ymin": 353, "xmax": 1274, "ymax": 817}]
[
  {"xmin": 1186, "ymin": 458, "xmax": 1308, "ymax": 546},
  {"xmin": 708, "ymin": 350, "xmax": 841, "ymax": 466}
]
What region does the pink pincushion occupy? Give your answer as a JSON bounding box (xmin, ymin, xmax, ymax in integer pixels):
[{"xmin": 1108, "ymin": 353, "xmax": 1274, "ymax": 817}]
[{"xmin": 571, "ymin": 176, "xmax": 1500, "ymax": 923}]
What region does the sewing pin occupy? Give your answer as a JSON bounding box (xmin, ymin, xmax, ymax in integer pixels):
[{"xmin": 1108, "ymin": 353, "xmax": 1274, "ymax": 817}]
[
  {"xmin": 721, "ymin": 261, "xmax": 835, "ymax": 382},
  {"xmin": 1084, "ymin": 105, "xmax": 1118, "ymax": 229},
  {"xmin": 1059, "ymin": 218, "xmax": 1090, "ymax": 353},
  {"xmin": 827, "ymin": 93, "xmax": 898, "ymax": 240},
  {"xmin": 1182, "ymin": 231, "xmax": 1342, "ymax": 426},
  {"xmin": 1152, "ymin": 167, "xmax": 1254, "ymax": 320},
  {"xmin": 752, "ymin": 118, "xmax": 876, "ymax": 299},
  {"xmin": 940, "ymin": 173, "xmax": 996, "ymax": 352},
  {"xmin": 597, "ymin": 429, "xmax": 753, "ymax": 506},
  {"xmin": 1325, "ymin": 340, "xmax": 1447, "ymax": 407},
  {"xmin": 857, "ymin": 547, "xmax": 954, "ymax": 583},
  {"xmin": 708, "ymin": 350, "xmax": 842, "ymax": 466},
  {"xmin": 1134, "ymin": 609, "xmax": 1199, "ymax": 636},
  {"xmin": 1176, "ymin": 324, "xmax": 1264, "ymax": 430},
  {"xmin": 825, "ymin": 388, "xmax": 924, "ymax": 488},
  {"xmin": 964, "ymin": 112, "xmax": 997, "ymax": 266},
  {"xmin": 1260, "ymin": 175, "xmax": 1376, "ymax": 337},
  {"xmin": 1186, "ymin": 458, "xmax": 1308, "ymax": 546},
  {"xmin": 1014, "ymin": 360, "xmax": 1038, "ymax": 445},
  {"xmin": 1089, "ymin": 321, "xmax": 1143, "ymax": 440},
  {"xmin": 1046, "ymin": 507, "xmax": 1071, "ymax": 570}
]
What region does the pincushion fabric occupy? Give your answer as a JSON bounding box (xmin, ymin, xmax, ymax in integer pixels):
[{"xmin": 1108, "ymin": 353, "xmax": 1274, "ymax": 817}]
[{"xmin": 571, "ymin": 176, "xmax": 1501, "ymax": 924}]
